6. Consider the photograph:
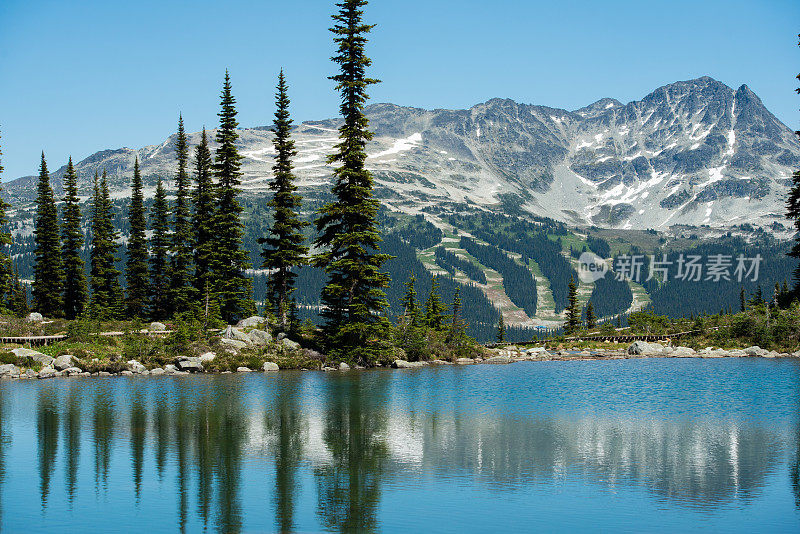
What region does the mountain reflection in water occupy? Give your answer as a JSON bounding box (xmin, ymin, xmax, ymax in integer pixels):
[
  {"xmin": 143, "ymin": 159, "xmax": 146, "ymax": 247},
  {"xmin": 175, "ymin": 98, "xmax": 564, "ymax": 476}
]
[{"xmin": 0, "ymin": 358, "xmax": 798, "ymax": 532}]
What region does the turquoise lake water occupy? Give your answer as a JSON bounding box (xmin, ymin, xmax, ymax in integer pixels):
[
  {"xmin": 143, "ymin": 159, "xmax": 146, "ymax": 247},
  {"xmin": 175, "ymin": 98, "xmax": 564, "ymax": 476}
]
[{"xmin": 0, "ymin": 358, "xmax": 799, "ymax": 533}]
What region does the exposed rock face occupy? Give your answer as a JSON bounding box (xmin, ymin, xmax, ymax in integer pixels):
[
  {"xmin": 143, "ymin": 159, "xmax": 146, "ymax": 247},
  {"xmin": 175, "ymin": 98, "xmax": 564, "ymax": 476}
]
[
  {"xmin": 220, "ymin": 338, "xmax": 247, "ymax": 351},
  {"xmin": 249, "ymin": 329, "xmax": 272, "ymax": 346},
  {"xmin": 0, "ymin": 364, "xmax": 20, "ymax": 376}
]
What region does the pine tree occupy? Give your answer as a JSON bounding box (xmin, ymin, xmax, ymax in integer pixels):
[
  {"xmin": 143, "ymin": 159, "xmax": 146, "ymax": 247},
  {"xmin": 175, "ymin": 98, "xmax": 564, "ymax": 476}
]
[
  {"xmin": 170, "ymin": 115, "xmax": 194, "ymax": 315},
  {"xmin": 149, "ymin": 178, "xmax": 170, "ymax": 320},
  {"xmin": 261, "ymin": 70, "xmax": 308, "ymax": 330},
  {"xmin": 446, "ymin": 287, "xmax": 466, "ymax": 346},
  {"xmin": 125, "ymin": 157, "xmax": 149, "ymax": 318},
  {"xmin": 424, "ymin": 276, "xmax": 447, "ymax": 330},
  {"xmin": 564, "ymin": 276, "xmax": 581, "ymax": 334},
  {"xmin": 32, "ymin": 153, "xmax": 64, "ymax": 317},
  {"xmin": 0, "ymin": 129, "xmax": 12, "ymax": 304},
  {"xmin": 585, "ymin": 301, "xmax": 597, "ymax": 329},
  {"xmin": 750, "ymin": 285, "xmax": 764, "ymax": 307},
  {"xmin": 9, "ymin": 263, "xmax": 28, "ymax": 317},
  {"xmin": 740, "ymin": 286, "xmax": 746, "ymax": 312},
  {"xmin": 61, "ymin": 157, "xmax": 87, "ymax": 319},
  {"xmin": 89, "ymin": 171, "xmax": 123, "ymax": 319},
  {"xmin": 787, "ymin": 34, "xmax": 800, "ymax": 297},
  {"xmin": 212, "ymin": 70, "xmax": 254, "ymax": 323},
  {"xmin": 192, "ymin": 128, "xmax": 216, "ymax": 299},
  {"xmin": 401, "ymin": 273, "xmax": 419, "ymax": 325},
  {"xmin": 496, "ymin": 313, "xmax": 506, "ymax": 343},
  {"xmin": 314, "ymin": 0, "xmax": 391, "ymax": 359}
]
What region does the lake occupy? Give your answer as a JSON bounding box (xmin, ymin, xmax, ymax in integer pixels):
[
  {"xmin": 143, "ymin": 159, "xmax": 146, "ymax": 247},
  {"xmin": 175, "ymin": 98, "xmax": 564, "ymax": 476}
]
[{"xmin": 0, "ymin": 358, "xmax": 798, "ymax": 533}]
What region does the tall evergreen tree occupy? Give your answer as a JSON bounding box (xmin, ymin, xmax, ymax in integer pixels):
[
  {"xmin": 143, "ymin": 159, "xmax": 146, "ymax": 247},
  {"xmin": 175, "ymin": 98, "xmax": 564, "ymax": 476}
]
[
  {"xmin": 261, "ymin": 70, "xmax": 308, "ymax": 330},
  {"xmin": 32, "ymin": 153, "xmax": 64, "ymax": 317},
  {"xmin": 9, "ymin": 263, "xmax": 28, "ymax": 317},
  {"xmin": 314, "ymin": 0, "xmax": 391, "ymax": 358},
  {"xmin": 0, "ymin": 129, "xmax": 12, "ymax": 304},
  {"xmin": 401, "ymin": 273, "xmax": 419, "ymax": 325},
  {"xmin": 149, "ymin": 178, "xmax": 170, "ymax": 320},
  {"xmin": 125, "ymin": 158, "xmax": 149, "ymax": 318},
  {"xmin": 787, "ymin": 35, "xmax": 800, "ymax": 297},
  {"xmin": 192, "ymin": 128, "xmax": 216, "ymax": 300},
  {"xmin": 89, "ymin": 171, "xmax": 123, "ymax": 319},
  {"xmin": 446, "ymin": 287, "xmax": 466, "ymax": 346},
  {"xmin": 496, "ymin": 313, "xmax": 506, "ymax": 343},
  {"xmin": 212, "ymin": 70, "xmax": 254, "ymax": 323},
  {"xmin": 61, "ymin": 157, "xmax": 87, "ymax": 319},
  {"xmin": 564, "ymin": 276, "xmax": 581, "ymax": 334},
  {"xmin": 739, "ymin": 286, "xmax": 746, "ymax": 312},
  {"xmin": 170, "ymin": 115, "xmax": 194, "ymax": 315},
  {"xmin": 424, "ymin": 276, "xmax": 446, "ymax": 330},
  {"xmin": 585, "ymin": 301, "xmax": 597, "ymax": 329}
]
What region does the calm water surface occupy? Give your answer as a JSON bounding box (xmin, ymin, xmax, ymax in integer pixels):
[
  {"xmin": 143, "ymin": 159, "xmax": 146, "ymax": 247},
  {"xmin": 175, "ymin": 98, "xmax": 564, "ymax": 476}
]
[{"xmin": 0, "ymin": 358, "xmax": 799, "ymax": 533}]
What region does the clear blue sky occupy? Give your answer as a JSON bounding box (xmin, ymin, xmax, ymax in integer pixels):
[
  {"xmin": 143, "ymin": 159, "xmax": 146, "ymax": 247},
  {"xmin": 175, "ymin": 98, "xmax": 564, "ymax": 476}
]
[{"xmin": 0, "ymin": 0, "xmax": 798, "ymax": 179}]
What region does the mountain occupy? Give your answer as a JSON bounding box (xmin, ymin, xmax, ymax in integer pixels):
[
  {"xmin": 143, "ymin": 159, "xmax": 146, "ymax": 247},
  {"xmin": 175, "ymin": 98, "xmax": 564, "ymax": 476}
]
[{"xmin": 6, "ymin": 76, "xmax": 798, "ymax": 232}]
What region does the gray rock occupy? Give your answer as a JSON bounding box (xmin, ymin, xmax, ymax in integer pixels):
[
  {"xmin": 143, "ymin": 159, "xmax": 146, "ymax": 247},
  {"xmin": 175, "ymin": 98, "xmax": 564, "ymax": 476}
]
[
  {"xmin": 744, "ymin": 346, "xmax": 768, "ymax": 357},
  {"xmin": 0, "ymin": 364, "xmax": 20, "ymax": 376},
  {"xmin": 627, "ymin": 341, "xmax": 665, "ymax": 356},
  {"xmin": 277, "ymin": 332, "xmax": 287, "ymax": 341},
  {"xmin": 220, "ymin": 338, "xmax": 247, "ymax": 351},
  {"xmin": 302, "ymin": 348, "xmax": 325, "ymax": 360},
  {"xmin": 728, "ymin": 349, "xmax": 747, "ymax": 357},
  {"xmin": 121, "ymin": 370, "xmax": 134, "ymax": 376},
  {"xmin": 392, "ymin": 360, "xmax": 425, "ymax": 369},
  {"xmin": 672, "ymin": 346, "xmax": 696, "ymax": 357},
  {"xmin": 455, "ymin": 358, "xmax": 474, "ymax": 364},
  {"xmin": 176, "ymin": 359, "xmax": 203, "ymax": 372},
  {"xmin": 236, "ymin": 315, "xmax": 266, "ymax": 328},
  {"xmin": 12, "ymin": 348, "xmax": 54, "ymax": 366},
  {"xmin": 164, "ymin": 364, "xmax": 178, "ymax": 375},
  {"xmin": 53, "ymin": 354, "xmax": 75, "ymax": 371},
  {"xmin": 322, "ymin": 366, "xmax": 337, "ymax": 372},
  {"xmin": 262, "ymin": 362, "xmax": 279, "ymax": 372},
  {"xmin": 236, "ymin": 366, "xmax": 252, "ymax": 373},
  {"xmin": 280, "ymin": 338, "xmax": 300, "ymax": 351},
  {"xmin": 26, "ymin": 312, "xmax": 44, "ymax": 322},
  {"xmin": 127, "ymin": 360, "xmax": 147, "ymax": 373},
  {"xmin": 339, "ymin": 362, "xmax": 350, "ymax": 371},
  {"xmin": 430, "ymin": 359, "xmax": 453, "ymax": 365},
  {"xmin": 249, "ymin": 329, "xmax": 272, "ymax": 346},
  {"xmin": 38, "ymin": 367, "xmax": 57, "ymax": 379},
  {"xmin": 25, "ymin": 368, "xmax": 37, "ymax": 377},
  {"xmin": 199, "ymin": 352, "xmax": 216, "ymax": 363},
  {"xmin": 150, "ymin": 322, "xmax": 166, "ymax": 331},
  {"xmin": 150, "ymin": 368, "xmax": 166, "ymax": 376},
  {"xmin": 764, "ymin": 350, "xmax": 781, "ymax": 359},
  {"xmin": 64, "ymin": 367, "xmax": 83, "ymax": 375},
  {"xmin": 485, "ymin": 355, "xmax": 513, "ymax": 364}
]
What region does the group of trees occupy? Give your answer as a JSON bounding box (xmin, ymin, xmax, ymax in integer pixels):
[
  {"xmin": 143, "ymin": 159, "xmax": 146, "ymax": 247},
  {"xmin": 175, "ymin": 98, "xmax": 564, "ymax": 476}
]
[{"xmin": 0, "ymin": 130, "xmax": 29, "ymax": 316}]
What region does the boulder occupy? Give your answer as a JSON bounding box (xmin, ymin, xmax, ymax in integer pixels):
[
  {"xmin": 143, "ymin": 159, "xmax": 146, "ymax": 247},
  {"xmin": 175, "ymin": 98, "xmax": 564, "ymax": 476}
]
[
  {"xmin": 280, "ymin": 338, "xmax": 300, "ymax": 351},
  {"xmin": 26, "ymin": 312, "xmax": 44, "ymax": 322},
  {"xmin": 228, "ymin": 328, "xmax": 252, "ymax": 345},
  {"xmin": 322, "ymin": 366, "xmax": 337, "ymax": 372},
  {"xmin": 150, "ymin": 368, "xmax": 166, "ymax": 376},
  {"xmin": 302, "ymin": 348, "xmax": 325, "ymax": 361},
  {"xmin": 98, "ymin": 371, "xmax": 111, "ymax": 377},
  {"xmin": 764, "ymin": 351, "xmax": 781, "ymax": 359},
  {"xmin": 392, "ymin": 360, "xmax": 425, "ymax": 369},
  {"xmin": 64, "ymin": 367, "xmax": 83, "ymax": 376},
  {"xmin": 176, "ymin": 359, "xmax": 203, "ymax": 372},
  {"xmin": 485, "ymin": 355, "xmax": 513, "ymax": 364},
  {"xmin": 236, "ymin": 366, "xmax": 252, "ymax": 373},
  {"xmin": 339, "ymin": 362, "xmax": 350, "ymax": 371},
  {"xmin": 12, "ymin": 348, "xmax": 54, "ymax": 366},
  {"xmin": 455, "ymin": 358, "xmax": 474, "ymax": 365},
  {"xmin": 164, "ymin": 364, "xmax": 178, "ymax": 375},
  {"xmin": 671, "ymin": 347, "xmax": 696, "ymax": 357},
  {"xmin": 262, "ymin": 362, "xmax": 279, "ymax": 372},
  {"xmin": 744, "ymin": 346, "xmax": 768, "ymax": 357},
  {"xmin": 220, "ymin": 338, "xmax": 247, "ymax": 351},
  {"xmin": 236, "ymin": 316, "xmax": 266, "ymax": 328},
  {"xmin": 0, "ymin": 364, "xmax": 20, "ymax": 376},
  {"xmin": 199, "ymin": 352, "xmax": 216, "ymax": 363},
  {"xmin": 276, "ymin": 332, "xmax": 287, "ymax": 341},
  {"xmin": 127, "ymin": 360, "xmax": 147, "ymax": 374},
  {"xmin": 53, "ymin": 354, "xmax": 76, "ymax": 371},
  {"xmin": 38, "ymin": 367, "xmax": 57, "ymax": 379},
  {"xmin": 249, "ymin": 329, "xmax": 272, "ymax": 346},
  {"xmin": 626, "ymin": 341, "xmax": 665, "ymax": 356},
  {"xmin": 728, "ymin": 349, "xmax": 747, "ymax": 357},
  {"xmin": 430, "ymin": 359, "xmax": 452, "ymax": 365},
  {"xmin": 121, "ymin": 370, "xmax": 133, "ymax": 376},
  {"xmin": 150, "ymin": 322, "xmax": 166, "ymax": 331}
]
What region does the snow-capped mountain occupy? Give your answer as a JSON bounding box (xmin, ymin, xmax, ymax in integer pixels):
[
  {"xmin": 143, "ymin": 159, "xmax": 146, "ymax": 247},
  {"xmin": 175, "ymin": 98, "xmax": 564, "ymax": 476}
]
[{"xmin": 6, "ymin": 76, "xmax": 798, "ymax": 231}]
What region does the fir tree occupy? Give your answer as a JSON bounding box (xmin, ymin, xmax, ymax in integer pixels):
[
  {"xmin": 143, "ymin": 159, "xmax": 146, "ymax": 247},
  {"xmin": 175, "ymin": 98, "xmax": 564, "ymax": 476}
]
[
  {"xmin": 212, "ymin": 70, "xmax": 254, "ymax": 323},
  {"xmin": 750, "ymin": 285, "xmax": 764, "ymax": 307},
  {"xmin": 89, "ymin": 171, "xmax": 123, "ymax": 319},
  {"xmin": 314, "ymin": 0, "xmax": 391, "ymax": 359},
  {"xmin": 564, "ymin": 276, "xmax": 581, "ymax": 334},
  {"xmin": 446, "ymin": 287, "xmax": 466, "ymax": 346},
  {"xmin": 149, "ymin": 178, "xmax": 170, "ymax": 320},
  {"xmin": 740, "ymin": 286, "xmax": 746, "ymax": 312},
  {"xmin": 170, "ymin": 115, "xmax": 194, "ymax": 315},
  {"xmin": 32, "ymin": 153, "xmax": 64, "ymax": 317},
  {"xmin": 125, "ymin": 157, "xmax": 149, "ymax": 318},
  {"xmin": 401, "ymin": 273, "xmax": 419, "ymax": 325},
  {"xmin": 261, "ymin": 70, "xmax": 308, "ymax": 330},
  {"xmin": 0, "ymin": 129, "xmax": 12, "ymax": 304},
  {"xmin": 192, "ymin": 128, "xmax": 216, "ymax": 299},
  {"xmin": 424, "ymin": 276, "xmax": 447, "ymax": 330},
  {"xmin": 787, "ymin": 34, "xmax": 800, "ymax": 297},
  {"xmin": 61, "ymin": 157, "xmax": 87, "ymax": 319},
  {"xmin": 9, "ymin": 263, "xmax": 28, "ymax": 317},
  {"xmin": 496, "ymin": 313, "xmax": 506, "ymax": 343},
  {"xmin": 585, "ymin": 301, "xmax": 597, "ymax": 329}
]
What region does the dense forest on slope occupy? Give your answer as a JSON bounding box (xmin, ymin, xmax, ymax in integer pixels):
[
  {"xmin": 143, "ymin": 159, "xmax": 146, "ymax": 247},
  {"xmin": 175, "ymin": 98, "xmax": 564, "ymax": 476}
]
[
  {"xmin": 435, "ymin": 246, "xmax": 487, "ymax": 284},
  {"xmin": 459, "ymin": 237, "xmax": 538, "ymax": 317},
  {"xmin": 588, "ymin": 275, "xmax": 633, "ymax": 317}
]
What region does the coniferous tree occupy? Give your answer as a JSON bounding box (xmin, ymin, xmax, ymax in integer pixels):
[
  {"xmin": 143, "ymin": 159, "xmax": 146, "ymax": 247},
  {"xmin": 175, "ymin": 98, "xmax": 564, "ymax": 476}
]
[
  {"xmin": 585, "ymin": 301, "xmax": 597, "ymax": 329},
  {"xmin": 149, "ymin": 179, "xmax": 170, "ymax": 320},
  {"xmin": 61, "ymin": 157, "xmax": 87, "ymax": 319},
  {"xmin": 261, "ymin": 70, "xmax": 308, "ymax": 330},
  {"xmin": 125, "ymin": 157, "xmax": 149, "ymax": 318},
  {"xmin": 192, "ymin": 128, "xmax": 216, "ymax": 300},
  {"xmin": 9, "ymin": 264, "xmax": 28, "ymax": 317},
  {"xmin": 89, "ymin": 171, "xmax": 123, "ymax": 319},
  {"xmin": 564, "ymin": 276, "xmax": 581, "ymax": 334},
  {"xmin": 446, "ymin": 287, "xmax": 466, "ymax": 346},
  {"xmin": 424, "ymin": 276, "xmax": 447, "ymax": 330},
  {"xmin": 212, "ymin": 70, "xmax": 254, "ymax": 323},
  {"xmin": 314, "ymin": 0, "xmax": 391, "ymax": 359},
  {"xmin": 496, "ymin": 313, "xmax": 506, "ymax": 343},
  {"xmin": 170, "ymin": 115, "xmax": 194, "ymax": 314},
  {"xmin": 0, "ymin": 130, "xmax": 12, "ymax": 303},
  {"xmin": 740, "ymin": 286, "xmax": 746, "ymax": 312},
  {"xmin": 787, "ymin": 34, "xmax": 800, "ymax": 297},
  {"xmin": 32, "ymin": 153, "xmax": 64, "ymax": 316},
  {"xmin": 401, "ymin": 273, "xmax": 419, "ymax": 325}
]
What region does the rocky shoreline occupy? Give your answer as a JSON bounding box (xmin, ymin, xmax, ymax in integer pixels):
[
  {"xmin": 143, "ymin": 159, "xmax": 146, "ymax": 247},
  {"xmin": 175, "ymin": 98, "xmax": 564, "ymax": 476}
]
[{"xmin": 0, "ymin": 339, "xmax": 797, "ymax": 381}]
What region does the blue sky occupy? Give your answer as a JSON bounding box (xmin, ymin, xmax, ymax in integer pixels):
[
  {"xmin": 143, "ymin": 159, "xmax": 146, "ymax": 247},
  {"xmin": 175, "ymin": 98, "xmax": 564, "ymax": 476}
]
[{"xmin": 0, "ymin": 0, "xmax": 798, "ymax": 179}]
